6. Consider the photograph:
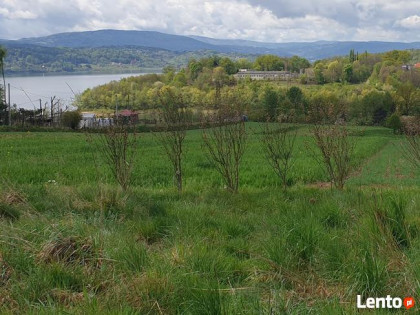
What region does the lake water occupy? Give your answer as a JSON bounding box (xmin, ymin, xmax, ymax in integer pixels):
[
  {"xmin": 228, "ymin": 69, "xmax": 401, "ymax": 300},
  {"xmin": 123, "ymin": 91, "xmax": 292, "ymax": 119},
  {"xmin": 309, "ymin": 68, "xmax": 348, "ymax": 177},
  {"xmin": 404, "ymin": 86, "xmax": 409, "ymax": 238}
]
[{"xmin": 5, "ymin": 73, "xmax": 147, "ymax": 110}]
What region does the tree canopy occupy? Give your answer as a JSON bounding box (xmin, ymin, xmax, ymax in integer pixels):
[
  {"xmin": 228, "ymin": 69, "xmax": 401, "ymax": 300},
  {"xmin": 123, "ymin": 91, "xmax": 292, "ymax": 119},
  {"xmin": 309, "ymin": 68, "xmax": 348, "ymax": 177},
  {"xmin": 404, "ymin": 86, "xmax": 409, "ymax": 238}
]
[{"xmin": 76, "ymin": 50, "xmax": 420, "ymax": 126}]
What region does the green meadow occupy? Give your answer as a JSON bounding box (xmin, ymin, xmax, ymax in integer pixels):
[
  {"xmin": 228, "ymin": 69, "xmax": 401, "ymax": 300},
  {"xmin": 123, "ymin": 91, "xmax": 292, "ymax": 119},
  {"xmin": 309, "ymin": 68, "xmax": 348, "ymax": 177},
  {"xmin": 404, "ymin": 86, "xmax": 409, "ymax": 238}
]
[{"xmin": 0, "ymin": 124, "xmax": 419, "ymax": 314}]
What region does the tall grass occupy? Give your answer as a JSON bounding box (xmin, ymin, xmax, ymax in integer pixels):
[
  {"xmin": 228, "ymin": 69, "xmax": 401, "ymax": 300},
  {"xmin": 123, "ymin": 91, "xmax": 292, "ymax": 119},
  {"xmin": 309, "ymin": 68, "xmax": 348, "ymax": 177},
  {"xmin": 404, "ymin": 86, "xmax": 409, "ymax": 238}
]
[{"xmin": 0, "ymin": 125, "xmax": 419, "ymax": 313}]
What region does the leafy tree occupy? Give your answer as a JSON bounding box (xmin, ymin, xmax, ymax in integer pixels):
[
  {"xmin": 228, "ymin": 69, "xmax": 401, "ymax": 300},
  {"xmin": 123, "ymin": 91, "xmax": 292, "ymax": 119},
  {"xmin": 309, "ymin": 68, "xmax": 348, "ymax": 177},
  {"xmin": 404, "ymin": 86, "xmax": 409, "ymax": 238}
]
[
  {"xmin": 201, "ymin": 55, "xmax": 221, "ymax": 68},
  {"xmin": 342, "ymin": 63, "xmax": 354, "ymax": 82},
  {"xmin": 287, "ymin": 86, "xmax": 304, "ymax": 106},
  {"xmin": 62, "ymin": 111, "xmax": 82, "ymax": 129},
  {"xmin": 212, "ymin": 67, "xmax": 230, "ymax": 108},
  {"xmin": 288, "ymin": 55, "xmax": 310, "ymax": 72},
  {"xmin": 383, "ymin": 50, "xmax": 411, "ymax": 64},
  {"xmin": 400, "ymin": 68, "xmax": 420, "ymax": 88},
  {"xmin": 386, "ymin": 113, "xmax": 402, "ymax": 134},
  {"xmin": 235, "ymin": 58, "xmax": 253, "ymax": 70},
  {"xmin": 349, "ymin": 49, "xmax": 356, "ymax": 63},
  {"xmin": 163, "ymin": 65, "xmax": 175, "ymax": 74},
  {"xmin": 162, "ymin": 66, "xmax": 175, "ymax": 83},
  {"xmin": 352, "ymin": 60, "xmax": 372, "ymax": 83},
  {"xmin": 172, "ymin": 70, "xmax": 187, "ymax": 87},
  {"xmin": 353, "ymin": 90, "xmax": 395, "ymax": 125},
  {"xmin": 286, "ymin": 86, "xmax": 303, "ymax": 104},
  {"xmin": 313, "ymin": 62, "xmax": 326, "ymax": 84},
  {"xmin": 299, "ymin": 74, "xmax": 308, "ymax": 85},
  {"xmin": 285, "ymin": 86, "xmax": 306, "ymax": 119},
  {"xmin": 187, "ymin": 59, "xmax": 203, "ymax": 80},
  {"xmin": 254, "ymin": 55, "xmax": 284, "ymax": 71},
  {"xmin": 262, "ymin": 85, "xmax": 279, "ymax": 121},
  {"xmin": 308, "ymin": 90, "xmax": 344, "ymax": 124},
  {"xmin": 324, "ymin": 60, "xmax": 342, "ymax": 83},
  {"xmin": 220, "ymin": 57, "xmax": 238, "ymax": 75},
  {"xmin": 396, "ymin": 81, "xmax": 419, "ymax": 115},
  {"xmin": 376, "ymin": 63, "xmax": 400, "ymax": 85}
]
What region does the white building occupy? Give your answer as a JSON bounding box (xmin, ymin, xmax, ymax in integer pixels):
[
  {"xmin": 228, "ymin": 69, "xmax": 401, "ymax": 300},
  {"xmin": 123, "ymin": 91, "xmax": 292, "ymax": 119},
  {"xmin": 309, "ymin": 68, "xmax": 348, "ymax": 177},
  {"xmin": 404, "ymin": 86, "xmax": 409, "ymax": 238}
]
[
  {"xmin": 79, "ymin": 112, "xmax": 113, "ymax": 128},
  {"xmin": 233, "ymin": 69, "xmax": 299, "ymax": 80}
]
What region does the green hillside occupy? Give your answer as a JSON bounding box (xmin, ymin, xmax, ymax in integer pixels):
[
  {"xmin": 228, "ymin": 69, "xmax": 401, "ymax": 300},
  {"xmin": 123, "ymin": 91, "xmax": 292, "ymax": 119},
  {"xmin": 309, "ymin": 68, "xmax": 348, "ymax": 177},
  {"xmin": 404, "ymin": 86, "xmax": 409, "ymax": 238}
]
[{"xmin": 2, "ymin": 44, "xmax": 255, "ymax": 75}]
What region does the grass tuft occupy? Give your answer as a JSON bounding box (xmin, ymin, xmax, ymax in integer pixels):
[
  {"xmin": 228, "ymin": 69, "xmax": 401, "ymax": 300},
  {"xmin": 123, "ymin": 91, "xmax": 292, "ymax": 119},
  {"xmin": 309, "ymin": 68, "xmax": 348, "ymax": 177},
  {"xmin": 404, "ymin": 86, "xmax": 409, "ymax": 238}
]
[
  {"xmin": 37, "ymin": 236, "xmax": 102, "ymax": 268},
  {"xmin": 0, "ymin": 202, "xmax": 20, "ymax": 220}
]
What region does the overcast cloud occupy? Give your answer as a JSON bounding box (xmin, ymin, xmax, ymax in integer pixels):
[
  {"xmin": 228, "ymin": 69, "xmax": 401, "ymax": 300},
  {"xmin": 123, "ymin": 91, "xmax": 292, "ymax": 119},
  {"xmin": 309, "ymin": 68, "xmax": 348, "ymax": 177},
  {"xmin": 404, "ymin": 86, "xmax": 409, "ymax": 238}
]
[{"xmin": 0, "ymin": 0, "xmax": 419, "ymax": 42}]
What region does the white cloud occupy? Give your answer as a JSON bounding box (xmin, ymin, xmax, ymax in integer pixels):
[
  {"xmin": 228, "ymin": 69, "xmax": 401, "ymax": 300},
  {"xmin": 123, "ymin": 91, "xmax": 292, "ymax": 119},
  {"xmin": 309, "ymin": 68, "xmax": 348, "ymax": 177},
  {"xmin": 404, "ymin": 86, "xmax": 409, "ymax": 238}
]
[
  {"xmin": 397, "ymin": 15, "xmax": 420, "ymax": 29},
  {"xmin": 11, "ymin": 10, "xmax": 37, "ymax": 19},
  {"xmin": 0, "ymin": 7, "xmax": 37, "ymax": 19},
  {"xmin": 0, "ymin": 0, "xmax": 419, "ymax": 41},
  {"xmin": 0, "ymin": 7, "xmax": 9, "ymax": 16},
  {"xmin": 353, "ymin": 26, "xmax": 403, "ymax": 42},
  {"xmin": 60, "ymin": 0, "xmax": 348, "ymax": 42}
]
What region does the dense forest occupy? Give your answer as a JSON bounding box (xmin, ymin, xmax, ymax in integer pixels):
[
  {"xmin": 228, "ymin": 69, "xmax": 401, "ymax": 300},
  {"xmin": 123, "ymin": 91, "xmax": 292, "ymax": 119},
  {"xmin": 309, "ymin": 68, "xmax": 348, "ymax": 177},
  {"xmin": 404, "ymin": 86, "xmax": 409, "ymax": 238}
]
[
  {"xmin": 1, "ymin": 44, "xmax": 255, "ymax": 75},
  {"xmin": 77, "ymin": 50, "xmax": 420, "ymax": 126}
]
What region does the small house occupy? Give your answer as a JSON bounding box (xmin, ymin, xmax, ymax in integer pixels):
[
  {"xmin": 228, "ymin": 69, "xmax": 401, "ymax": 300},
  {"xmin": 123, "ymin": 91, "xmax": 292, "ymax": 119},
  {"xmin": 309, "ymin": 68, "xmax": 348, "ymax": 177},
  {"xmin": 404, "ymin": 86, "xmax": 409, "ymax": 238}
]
[{"xmin": 117, "ymin": 110, "xmax": 139, "ymax": 124}]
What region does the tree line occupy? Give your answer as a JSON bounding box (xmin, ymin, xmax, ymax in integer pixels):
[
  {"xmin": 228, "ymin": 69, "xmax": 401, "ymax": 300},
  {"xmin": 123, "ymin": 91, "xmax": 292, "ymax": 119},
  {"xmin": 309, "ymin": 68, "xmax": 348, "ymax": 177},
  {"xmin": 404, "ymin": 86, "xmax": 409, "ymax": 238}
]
[
  {"xmin": 91, "ymin": 87, "xmax": 419, "ymax": 195},
  {"xmin": 77, "ymin": 50, "xmax": 420, "ymax": 127},
  {"xmin": 1, "ymin": 45, "xmax": 255, "ymax": 75}
]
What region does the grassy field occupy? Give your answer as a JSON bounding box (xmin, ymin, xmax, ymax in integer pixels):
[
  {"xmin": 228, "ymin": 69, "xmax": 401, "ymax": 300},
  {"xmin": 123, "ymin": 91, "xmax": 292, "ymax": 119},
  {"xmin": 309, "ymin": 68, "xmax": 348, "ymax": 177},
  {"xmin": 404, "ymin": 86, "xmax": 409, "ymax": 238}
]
[{"xmin": 0, "ymin": 124, "xmax": 419, "ymax": 314}]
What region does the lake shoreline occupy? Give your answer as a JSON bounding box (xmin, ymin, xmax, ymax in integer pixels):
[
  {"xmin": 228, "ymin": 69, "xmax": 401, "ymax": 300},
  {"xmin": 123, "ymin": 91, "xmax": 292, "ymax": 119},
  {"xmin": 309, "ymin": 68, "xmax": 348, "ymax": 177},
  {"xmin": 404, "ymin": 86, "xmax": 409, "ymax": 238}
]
[
  {"xmin": 5, "ymin": 68, "xmax": 162, "ymax": 78},
  {"xmin": 7, "ymin": 73, "xmax": 154, "ymax": 109}
]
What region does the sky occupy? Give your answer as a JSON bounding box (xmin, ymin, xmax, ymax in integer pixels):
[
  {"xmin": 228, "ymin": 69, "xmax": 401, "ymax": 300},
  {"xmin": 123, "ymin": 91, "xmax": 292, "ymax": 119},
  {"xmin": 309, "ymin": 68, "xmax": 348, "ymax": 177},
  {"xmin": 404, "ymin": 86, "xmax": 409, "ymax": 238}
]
[{"xmin": 0, "ymin": 0, "xmax": 420, "ymax": 42}]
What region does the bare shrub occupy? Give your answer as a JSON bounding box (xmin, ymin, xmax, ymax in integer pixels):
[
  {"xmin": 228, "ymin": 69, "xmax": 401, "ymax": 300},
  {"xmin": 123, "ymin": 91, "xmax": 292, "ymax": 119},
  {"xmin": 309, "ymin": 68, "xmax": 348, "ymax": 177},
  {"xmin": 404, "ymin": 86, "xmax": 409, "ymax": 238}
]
[
  {"xmin": 202, "ymin": 114, "xmax": 247, "ymax": 193},
  {"xmin": 310, "ymin": 124, "xmax": 355, "ymax": 189},
  {"xmin": 87, "ymin": 125, "xmax": 138, "ymax": 191},
  {"xmin": 261, "ymin": 123, "xmax": 297, "ymax": 190},
  {"xmin": 156, "ymin": 87, "xmax": 192, "ymax": 193}
]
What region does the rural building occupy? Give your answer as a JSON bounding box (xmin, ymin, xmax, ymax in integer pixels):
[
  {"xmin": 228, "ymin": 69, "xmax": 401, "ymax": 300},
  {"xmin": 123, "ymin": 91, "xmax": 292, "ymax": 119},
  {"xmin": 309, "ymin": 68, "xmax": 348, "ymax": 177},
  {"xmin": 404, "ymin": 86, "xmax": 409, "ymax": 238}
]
[
  {"xmin": 401, "ymin": 64, "xmax": 420, "ymax": 70},
  {"xmin": 79, "ymin": 112, "xmax": 113, "ymax": 128},
  {"xmin": 233, "ymin": 69, "xmax": 299, "ymax": 80},
  {"xmin": 79, "ymin": 112, "xmax": 96, "ymax": 128},
  {"xmin": 117, "ymin": 109, "xmax": 139, "ymax": 124}
]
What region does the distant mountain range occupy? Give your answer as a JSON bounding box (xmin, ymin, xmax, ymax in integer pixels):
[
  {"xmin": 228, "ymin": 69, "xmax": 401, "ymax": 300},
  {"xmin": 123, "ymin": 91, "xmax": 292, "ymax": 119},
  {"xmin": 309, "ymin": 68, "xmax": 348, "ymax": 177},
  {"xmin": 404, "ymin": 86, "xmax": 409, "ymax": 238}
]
[
  {"xmin": 3, "ymin": 29, "xmax": 420, "ymax": 61},
  {"xmin": 2, "ymin": 29, "xmax": 420, "ymax": 76}
]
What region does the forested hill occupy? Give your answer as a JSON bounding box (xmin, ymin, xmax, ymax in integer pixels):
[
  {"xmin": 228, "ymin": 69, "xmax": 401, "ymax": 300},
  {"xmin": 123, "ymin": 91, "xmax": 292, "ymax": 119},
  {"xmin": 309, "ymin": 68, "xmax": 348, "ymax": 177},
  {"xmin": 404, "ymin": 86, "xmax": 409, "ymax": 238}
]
[
  {"xmin": 3, "ymin": 29, "xmax": 420, "ymax": 75},
  {"xmin": 190, "ymin": 35, "xmax": 420, "ymax": 60},
  {"xmin": 1, "ymin": 42, "xmax": 254, "ymax": 75},
  {"xmin": 7, "ymin": 29, "xmax": 420, "ymax": 59},
  {"xmin": 19, "ymin": 30, "xmax": 217, "ymax": 51}
]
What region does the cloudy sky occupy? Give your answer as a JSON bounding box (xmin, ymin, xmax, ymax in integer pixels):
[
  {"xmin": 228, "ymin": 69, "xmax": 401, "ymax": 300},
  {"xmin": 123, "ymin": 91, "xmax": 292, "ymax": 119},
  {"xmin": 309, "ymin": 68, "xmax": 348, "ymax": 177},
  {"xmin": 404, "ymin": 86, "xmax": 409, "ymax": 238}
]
[{"xmin": 0, "ymin": 0, "xmax": 420, "ymax": 42}]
